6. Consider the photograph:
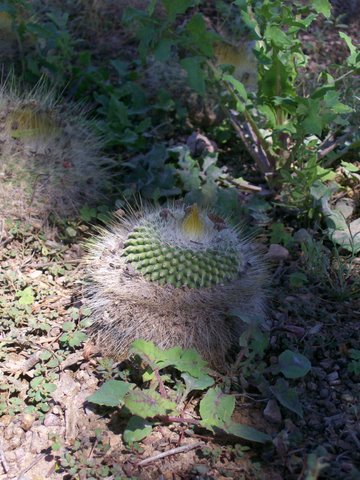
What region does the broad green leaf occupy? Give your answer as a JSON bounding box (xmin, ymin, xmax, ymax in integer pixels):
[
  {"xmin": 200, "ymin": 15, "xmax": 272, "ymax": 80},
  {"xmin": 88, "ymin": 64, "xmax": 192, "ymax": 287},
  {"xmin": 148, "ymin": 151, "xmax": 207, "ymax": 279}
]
[
  {"xmin": 315, "ymin": 165, "xmax": 337, "ymax": 181},
  {"xmin": 328, "ymin": 218, "xmax": 360, "ymax": 254},
  {"xmin": 341, "ymin": 161, "xmax": 359, "ymax": 173},
  {"xmin": 162, "ymin": 0, "xmax": 196, "ymax": 21},
  {"xmin": 176, "ymin": 349, "xmax": 209, "ymax": 377},
  {"xmin": 339, "ymin": 32, "xmax": 359, "ymax": 67},
  {"xmin": 199, "ymin": 387, "xmax": 235, "ymax": 431},
  {"xmin": 185, "ymin": 13, "xmax": 215, "ymax": 56},
  {"xmin": 123, "ymin": 416, "xmax": 153, "ymax": 444},
  {"xmin": 313, "ymin": 0, "xmax": 331, "ymax": 18},
  {"xmin": 154, "ymin": 38, "xmax": 173, "ymax": 62},
  {"xmin": 87, "ymin": 380, "xmax": 134, "ymax": 407},
  {"xmin": 226, "ymin": 422, "xmax": 271, "ymax": 444},
  {"xmin": 270, "ymin": 379, "xmax": 303, "ymax": 417},
  {"xmin": 278, "ymin": 350, "xmax": 311, "ymax": 379},
  {"xmin": 130, "ymin": 339, "xmax": 163, "ymax": 368},
  {"xmin": 180, "ymin": 57, "xmax": 206, "ymax": 95},
  {"xmin": 68, "ymin": 331, "xmax": 87, "ymax": 347},
  {"xmin": 264, "ymin": 25, "xmax": 291, "ymax": 48},
  {"xmin": 62, "ymin": 322, "xmax": 75, "ymax": 332},
  {"xmin": 324, "ymin": 91, "xmax": 353, "ymax": 114},
  {"xmin": 289, "ymin": 272, "xmax": 308, "ymax": 288},
  {"xmin": 181, "ymin": 373, "xmax": 215, "ymax": 392},
  {"xmin": 270, "ymin": 223, "xmax": 293, "ymax": 247},
  {"xmin": 17, "ymin": 287, "xmax": 35, "ymax": 305},
  {"xmin": 124, "ymin": 389, "xmax": 177, "ymax": 418},
  {"xmin": 223, "ymin": 74, "xmax": 248, "ymax": 101}
]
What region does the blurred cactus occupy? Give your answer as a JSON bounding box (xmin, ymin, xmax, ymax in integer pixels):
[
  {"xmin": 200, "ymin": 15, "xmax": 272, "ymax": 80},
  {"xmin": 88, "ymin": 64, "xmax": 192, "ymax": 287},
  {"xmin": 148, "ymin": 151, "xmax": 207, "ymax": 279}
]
[{"xmin": 0, "ymin": 77, "xmax": 112, "ymax": 221}]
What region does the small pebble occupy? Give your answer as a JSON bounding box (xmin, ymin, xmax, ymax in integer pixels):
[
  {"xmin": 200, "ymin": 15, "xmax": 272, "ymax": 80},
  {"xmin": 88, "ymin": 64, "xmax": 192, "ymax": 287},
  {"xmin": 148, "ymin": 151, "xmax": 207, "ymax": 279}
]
[
  {"xmin": 265, "ymin": 244, "xmax": 289, "ymax": 262},
  {"xmin": 20, "ymin": 414, "xmax": 35, "ymax": 432},
  {"xmin": 326, "ymin": 371, "xmax": 339, "ymax": 383},
  {"xmin": 264, "ymin": 399, "xmax": 282, "ymax": 424},
  {"xmin": 319, "ymin": 388, "xmax": 329, "ymax": 399}
]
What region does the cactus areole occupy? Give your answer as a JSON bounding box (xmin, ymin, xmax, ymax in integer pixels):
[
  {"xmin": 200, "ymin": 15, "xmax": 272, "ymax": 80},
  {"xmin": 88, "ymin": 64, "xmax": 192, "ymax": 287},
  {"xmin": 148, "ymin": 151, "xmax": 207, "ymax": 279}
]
[{"xmin": 122, "ymin": 205, "xmax": 243, "ymax": 289}]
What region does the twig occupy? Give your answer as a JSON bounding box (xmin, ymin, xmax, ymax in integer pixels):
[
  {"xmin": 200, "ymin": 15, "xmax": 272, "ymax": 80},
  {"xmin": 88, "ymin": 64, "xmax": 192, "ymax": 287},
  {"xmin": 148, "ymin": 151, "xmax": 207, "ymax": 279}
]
[
  {"xmin": 154, "ymin": 368, "xmax": 167, "ymax": 398},
  {"xmin": 317, "ymin": 132, "xmax": 351, "ymax": 162},
  {"xmin": 163, "ymin": 415, "xmax": 200, "ymax": 426},
  {"xmin": 137, "ymin": 442, "xmax": 203, "ymax": 467}
]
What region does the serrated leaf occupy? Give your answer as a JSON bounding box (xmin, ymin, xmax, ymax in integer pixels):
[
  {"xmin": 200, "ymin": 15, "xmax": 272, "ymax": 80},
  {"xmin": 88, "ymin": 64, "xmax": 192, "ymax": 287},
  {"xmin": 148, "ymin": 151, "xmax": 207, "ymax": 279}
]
[
  {"xmin": 199, "ymin": 387, "xmax": 235, "ymax": 431},
  {"xmin": 278, "ymin": 350, "xmax": 311, "ymax": 379},
  {"xmin": 68, "ymin": 331, "xmax": 87, "ymax": 347},
  {"xmin": 176, "ymin": 349, "xmax": 209, "ymax": 377},
  {"xmin": 124, "ymin": 389, "xmax": 177, "ymax": 418},
  {"xmin": 62, "ymin": 321, "xmax": 75, "ymax": 332},
  {"xmin": 87, "ymin": 380, "xmax": 134, "ymax": 407},
  {"xmin": 130, "ymin": 339, "xmax": 163, "ymax": 368},
  {"xmin": 270, "ymin": 378, "xmax": 303, "ymax": 417},
  {"xmin": 123, "ymin": 416, "xmax": 153, "ymax": 444},
  {"xmin": 17, "ymin": 287, "xmax": 34, "ymax": 305},
  {"xmin": 226, "ymin": 422, "xmax": 271, "ymax": 443},
  {"xmin": 181, "ymin": 373, "xmax": 215, "ymax": 392}
]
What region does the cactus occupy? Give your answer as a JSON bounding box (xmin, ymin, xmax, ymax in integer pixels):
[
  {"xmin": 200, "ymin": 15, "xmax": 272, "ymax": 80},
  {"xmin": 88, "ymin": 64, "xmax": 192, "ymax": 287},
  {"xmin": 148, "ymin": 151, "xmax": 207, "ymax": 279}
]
[
  {"xmin": 85, "ymin": 204, "xmax": 268, "ymax": 369},
  {"xmin": 0, "ymin": 78, "xmax": 111, "ymax": 221}
]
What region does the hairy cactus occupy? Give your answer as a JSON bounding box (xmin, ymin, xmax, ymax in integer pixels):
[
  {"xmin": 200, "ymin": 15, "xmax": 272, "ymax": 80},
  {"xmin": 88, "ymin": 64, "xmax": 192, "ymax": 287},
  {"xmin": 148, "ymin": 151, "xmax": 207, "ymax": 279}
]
[
  {"xmin": 0, "ymin": 79, "xmax": 111, "ymax": 221},
  {"xmin": 85, "ymin": 204, "xmax": 268, "ymax": 369}
]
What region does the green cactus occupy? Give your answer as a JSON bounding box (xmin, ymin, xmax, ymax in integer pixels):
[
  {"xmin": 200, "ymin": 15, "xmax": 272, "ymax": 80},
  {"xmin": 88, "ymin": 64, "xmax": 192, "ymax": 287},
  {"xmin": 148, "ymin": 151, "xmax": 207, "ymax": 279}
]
[
  {"xmin": 85, "ymin": 204, "xmax": 268, "ymax": 370},
  {"xmin": 122, "ymin": 224, "xmax": 240, "ymax": 288}
]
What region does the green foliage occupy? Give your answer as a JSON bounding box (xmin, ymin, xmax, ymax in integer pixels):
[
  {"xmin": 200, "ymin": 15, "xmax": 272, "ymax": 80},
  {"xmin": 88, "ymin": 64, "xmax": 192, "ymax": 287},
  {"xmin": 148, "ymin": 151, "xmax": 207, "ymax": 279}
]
[
  {"xmin": 232, "ymin": 313, "xmax": 311, "ymax": 417},
  {"xmin": 88, "ymin": 340, "xmax": 271, "ymax": 445}
]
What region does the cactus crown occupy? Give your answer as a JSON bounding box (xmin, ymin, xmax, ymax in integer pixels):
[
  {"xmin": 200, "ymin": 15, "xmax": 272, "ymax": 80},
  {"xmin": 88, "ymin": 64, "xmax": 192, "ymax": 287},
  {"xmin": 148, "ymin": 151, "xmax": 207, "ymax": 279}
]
[{"xmin": 122, "ymin": 205, "xmax": 244, "ymax": 289}]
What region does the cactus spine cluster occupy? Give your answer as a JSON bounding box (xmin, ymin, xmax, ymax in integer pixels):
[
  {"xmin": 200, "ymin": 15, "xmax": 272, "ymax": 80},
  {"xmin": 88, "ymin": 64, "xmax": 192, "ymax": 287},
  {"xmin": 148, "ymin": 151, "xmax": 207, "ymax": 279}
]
[{"xmin": 85, "ymin": 204, "xmax": 268, "ymax": 369}]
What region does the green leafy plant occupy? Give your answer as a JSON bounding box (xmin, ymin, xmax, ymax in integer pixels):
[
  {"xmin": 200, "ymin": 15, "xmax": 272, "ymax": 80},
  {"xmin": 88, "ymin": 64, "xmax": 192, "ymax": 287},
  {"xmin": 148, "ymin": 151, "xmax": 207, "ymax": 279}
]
[
  {"xmin": 125, "ymin": 0, "xmax": 359, "ymax": 222},
  {"xmin": 88, "ymin": 340, "xmax": 271, "ymax": 445}
]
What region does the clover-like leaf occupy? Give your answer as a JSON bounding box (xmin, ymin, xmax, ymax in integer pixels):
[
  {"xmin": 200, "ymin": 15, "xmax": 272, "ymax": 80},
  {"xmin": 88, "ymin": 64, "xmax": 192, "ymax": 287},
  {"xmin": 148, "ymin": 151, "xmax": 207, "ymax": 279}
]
[
  {"xmin": 278, "ymin": 350, "xmax": 311, "ymax": 379},
  {"xmin": 123, "ymin": 416, "xmax": 153, "ymax": 445}
]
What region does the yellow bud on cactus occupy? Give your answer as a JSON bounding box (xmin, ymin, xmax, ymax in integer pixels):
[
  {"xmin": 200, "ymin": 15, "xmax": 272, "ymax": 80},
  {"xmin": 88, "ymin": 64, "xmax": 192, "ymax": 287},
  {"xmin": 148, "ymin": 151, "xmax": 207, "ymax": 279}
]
[{"xmin": 181, "ymin": 204, "xmax": 205, "ymax": 240}]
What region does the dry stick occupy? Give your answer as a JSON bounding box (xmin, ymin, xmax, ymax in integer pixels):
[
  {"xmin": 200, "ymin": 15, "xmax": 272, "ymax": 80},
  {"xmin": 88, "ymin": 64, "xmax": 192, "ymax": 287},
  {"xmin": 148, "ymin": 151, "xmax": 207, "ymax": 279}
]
[
  {"xmin": 318, "ymin": 132, "xmax": 352, "ymax": 162},
  {"xmin": 137, "ymin": 442, "xmax": 203, "ymax": 467}
]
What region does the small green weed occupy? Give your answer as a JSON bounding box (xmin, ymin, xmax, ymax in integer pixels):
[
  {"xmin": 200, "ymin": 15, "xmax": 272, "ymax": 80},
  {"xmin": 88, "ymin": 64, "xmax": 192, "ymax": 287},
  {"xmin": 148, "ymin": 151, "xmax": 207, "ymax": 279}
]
[{"xmin": 88, "ymin": 340, "xmax": 272, "ymax": 446}]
